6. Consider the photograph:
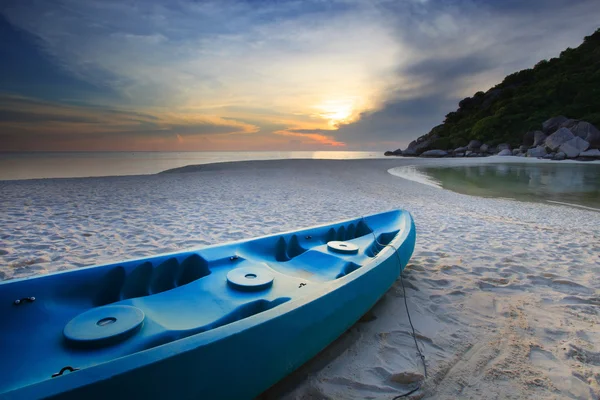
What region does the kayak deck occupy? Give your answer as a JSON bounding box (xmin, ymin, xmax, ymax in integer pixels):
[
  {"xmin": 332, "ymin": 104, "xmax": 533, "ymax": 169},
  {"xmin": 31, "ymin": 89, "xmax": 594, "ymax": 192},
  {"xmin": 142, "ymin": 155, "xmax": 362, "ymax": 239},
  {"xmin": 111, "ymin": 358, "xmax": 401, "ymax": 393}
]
[{"xmin": 0, "ymin": 210, "xmax": 413, "ymax": 397}]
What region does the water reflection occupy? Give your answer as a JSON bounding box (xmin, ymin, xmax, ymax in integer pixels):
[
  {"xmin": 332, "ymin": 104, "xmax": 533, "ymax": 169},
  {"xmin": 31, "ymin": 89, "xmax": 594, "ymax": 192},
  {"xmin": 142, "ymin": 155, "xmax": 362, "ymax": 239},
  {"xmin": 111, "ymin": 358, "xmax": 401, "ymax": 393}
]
[{"xmin": 422, "ymin": 163, "xmax": 600, "ymax": 209}]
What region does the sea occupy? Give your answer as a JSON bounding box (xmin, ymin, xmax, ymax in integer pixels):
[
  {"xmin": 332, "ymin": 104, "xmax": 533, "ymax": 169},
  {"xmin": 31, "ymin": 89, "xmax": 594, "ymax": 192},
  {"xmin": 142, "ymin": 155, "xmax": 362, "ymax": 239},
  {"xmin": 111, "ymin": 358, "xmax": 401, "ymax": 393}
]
[
  {"xmin": 393, "ymin": 162, "xmax": 600, "ymax": 211},
  {"xmin": 0, "ymin": 151, "xmax": 387, "ymax": 181}
]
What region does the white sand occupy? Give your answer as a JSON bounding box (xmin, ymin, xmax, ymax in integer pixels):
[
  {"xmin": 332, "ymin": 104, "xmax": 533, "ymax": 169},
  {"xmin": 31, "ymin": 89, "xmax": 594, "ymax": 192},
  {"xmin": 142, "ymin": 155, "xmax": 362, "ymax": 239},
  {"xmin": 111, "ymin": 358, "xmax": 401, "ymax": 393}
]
[{"xmin": 1, "ymin": 158, "xmax": 599, "ymax": 399}]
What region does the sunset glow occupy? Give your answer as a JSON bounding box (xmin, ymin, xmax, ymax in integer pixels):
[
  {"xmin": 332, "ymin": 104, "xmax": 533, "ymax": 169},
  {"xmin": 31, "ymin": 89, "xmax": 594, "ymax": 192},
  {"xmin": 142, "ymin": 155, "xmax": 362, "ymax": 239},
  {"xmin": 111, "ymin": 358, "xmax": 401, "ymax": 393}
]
[{"xmin": 1, "ymin": 0, "xmax": 598, "ymax": 151}]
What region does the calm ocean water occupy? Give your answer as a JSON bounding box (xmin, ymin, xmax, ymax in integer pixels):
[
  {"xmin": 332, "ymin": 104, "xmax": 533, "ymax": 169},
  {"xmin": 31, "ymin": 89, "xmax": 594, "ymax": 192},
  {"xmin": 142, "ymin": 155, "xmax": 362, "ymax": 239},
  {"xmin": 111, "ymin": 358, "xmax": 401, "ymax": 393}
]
[
  {"xmin": 420, "ymin": 163, "xmax": 600, "ymax": 210},
  {"xmin": 0, "ymin": 151, "xmax": 387, "ymax": 181}
]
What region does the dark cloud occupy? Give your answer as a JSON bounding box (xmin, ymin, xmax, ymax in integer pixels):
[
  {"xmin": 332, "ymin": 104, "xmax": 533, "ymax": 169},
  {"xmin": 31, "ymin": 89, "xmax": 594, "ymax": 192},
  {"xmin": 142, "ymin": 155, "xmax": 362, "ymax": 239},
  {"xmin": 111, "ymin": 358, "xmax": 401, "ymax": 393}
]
[
  {"xmin": 332, "ymin": 0, "xmax": 600, "ymax": 148},
  {"xmin": 333, "ymin": 95, "xmax": 455, "ymax": 146},
  {"xmin": 0, "ymin": 109, "xmax": 101, "ymax": 124}
]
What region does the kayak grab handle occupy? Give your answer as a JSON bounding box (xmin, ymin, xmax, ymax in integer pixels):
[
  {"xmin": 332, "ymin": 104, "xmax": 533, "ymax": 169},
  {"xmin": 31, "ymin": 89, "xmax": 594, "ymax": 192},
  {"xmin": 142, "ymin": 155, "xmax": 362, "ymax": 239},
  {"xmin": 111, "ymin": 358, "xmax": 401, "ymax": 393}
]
[{"xmin": 52, "ymin": 366, "xmax": 79, "ymax": 378}]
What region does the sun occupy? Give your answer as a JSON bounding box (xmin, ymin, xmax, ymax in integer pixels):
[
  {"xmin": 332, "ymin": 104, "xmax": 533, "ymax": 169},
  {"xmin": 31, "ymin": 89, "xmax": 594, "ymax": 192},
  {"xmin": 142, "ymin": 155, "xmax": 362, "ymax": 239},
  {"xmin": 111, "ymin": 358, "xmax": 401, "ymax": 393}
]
[{"xmin": 315, "ymin": 98, "xmax": 358, "ymax": 127}]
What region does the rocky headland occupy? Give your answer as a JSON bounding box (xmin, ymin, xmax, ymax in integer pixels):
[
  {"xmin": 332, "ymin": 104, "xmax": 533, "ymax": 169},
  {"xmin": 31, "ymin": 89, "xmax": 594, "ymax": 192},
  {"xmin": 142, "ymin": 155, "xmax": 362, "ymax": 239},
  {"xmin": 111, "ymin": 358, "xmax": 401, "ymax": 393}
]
[
  {"xmin": 385, "ymin": 29, "xmax": 600, "ymax": 162},
  {"xmin": 385, "ymin": 116, "xmax": 600, "ymax": 161}
]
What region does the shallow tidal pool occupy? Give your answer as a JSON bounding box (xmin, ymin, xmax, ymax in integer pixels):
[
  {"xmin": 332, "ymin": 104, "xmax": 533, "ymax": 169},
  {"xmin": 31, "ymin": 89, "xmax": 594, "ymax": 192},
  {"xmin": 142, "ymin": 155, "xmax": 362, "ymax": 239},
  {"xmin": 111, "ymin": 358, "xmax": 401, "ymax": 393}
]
[{"xmin": 417, "ymin": 162, "xmax": 600, "ymax": 210}]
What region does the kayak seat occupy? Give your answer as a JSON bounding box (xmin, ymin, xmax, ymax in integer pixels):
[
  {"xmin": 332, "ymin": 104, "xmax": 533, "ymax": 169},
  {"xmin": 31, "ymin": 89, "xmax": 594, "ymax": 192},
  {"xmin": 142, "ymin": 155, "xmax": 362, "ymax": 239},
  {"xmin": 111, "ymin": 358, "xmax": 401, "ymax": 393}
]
[
  {"xmin": 325, "ymin": 220, "xmax": 373, "ymax": 242},
  {"xmin": 365, "ymin": 230, "xmax": 400, "ymax": 257},
  {"xmin": 275, "ymin": 235, "xmax": 307, "ymax": 261},
  {"xmin": 269, "ymin": 250, "xmax": 362, "ymax": 281},
  {"xmin": 94, "ymin": 253, "xmax": 211, "ymax": 306}
]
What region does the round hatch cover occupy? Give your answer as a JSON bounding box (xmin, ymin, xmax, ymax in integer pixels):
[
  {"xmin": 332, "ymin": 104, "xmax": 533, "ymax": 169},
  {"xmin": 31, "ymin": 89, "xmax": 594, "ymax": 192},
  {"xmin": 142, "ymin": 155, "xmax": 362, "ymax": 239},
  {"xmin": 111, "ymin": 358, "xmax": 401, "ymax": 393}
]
[
  {"xmin": 227, "ymin": 266, "xmax": 274, "ymax": 291},
  {"xmin": 64, "ymin": 305, "xmax": 145, "ymax": 346},
  {"xmin": 327, "ymin": 241, "xmax": 359, "ymax": 254}
]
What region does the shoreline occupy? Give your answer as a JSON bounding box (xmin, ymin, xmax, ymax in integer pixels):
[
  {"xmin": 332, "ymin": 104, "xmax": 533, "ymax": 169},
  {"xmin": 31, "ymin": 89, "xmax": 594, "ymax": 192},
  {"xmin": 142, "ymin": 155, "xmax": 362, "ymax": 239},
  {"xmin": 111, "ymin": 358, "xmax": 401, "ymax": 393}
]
[
  {"xmin": 3, "ymin": 154, "xmax": 598, "ymax": 183},
  {"xmin": 0, "ymin": 151, "xmax": 388, "ymax": 182}
]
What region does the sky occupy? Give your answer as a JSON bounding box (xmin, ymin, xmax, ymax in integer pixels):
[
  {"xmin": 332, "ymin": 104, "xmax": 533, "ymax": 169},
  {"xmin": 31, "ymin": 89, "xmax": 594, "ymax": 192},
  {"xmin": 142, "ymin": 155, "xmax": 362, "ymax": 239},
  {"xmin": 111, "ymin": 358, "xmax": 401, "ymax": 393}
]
[{"xmin": 0, "ymin": 0, "xmax": 598, "ymax": 152}]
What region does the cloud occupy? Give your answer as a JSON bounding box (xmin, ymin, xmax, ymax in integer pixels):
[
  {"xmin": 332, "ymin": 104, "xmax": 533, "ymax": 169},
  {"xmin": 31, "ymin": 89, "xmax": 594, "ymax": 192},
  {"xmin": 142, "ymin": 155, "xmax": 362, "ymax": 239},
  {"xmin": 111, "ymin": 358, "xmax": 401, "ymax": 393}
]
[
  {"xmin": 274, "ymin": 128, "xmax": 345, "ymax": 147},
  {"xmin": 329, "ymin": 0, "xmax": 600, "ymax": 149},
  {"xmin": 1, "ymin": 0, "xmax": 400, "ymax": 114},
  {"xmin": 0, "ymin": 95, "xmax": 259, "ymax": 151},
  {"xmin": 1, "ymin": 0, "xmax": 599, "ymax": 151}
]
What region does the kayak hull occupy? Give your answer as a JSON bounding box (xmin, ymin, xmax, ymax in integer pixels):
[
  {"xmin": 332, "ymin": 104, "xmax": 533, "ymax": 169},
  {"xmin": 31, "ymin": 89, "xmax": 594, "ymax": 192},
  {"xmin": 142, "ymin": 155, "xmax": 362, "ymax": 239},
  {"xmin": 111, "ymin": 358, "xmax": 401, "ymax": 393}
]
[{"xmin": 0, "ymin": 210, "xmax": 416, "ymax": 399}]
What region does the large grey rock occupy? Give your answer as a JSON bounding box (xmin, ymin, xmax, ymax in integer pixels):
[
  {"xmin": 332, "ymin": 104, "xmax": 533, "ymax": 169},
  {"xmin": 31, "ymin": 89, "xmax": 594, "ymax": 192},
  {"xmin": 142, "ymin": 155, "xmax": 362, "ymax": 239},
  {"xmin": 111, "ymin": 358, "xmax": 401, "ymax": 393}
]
[
  {"xmin": 553, "ymin": 152, "xmax": 566, "ymax": 160},
  {"xmin": 527, "ymin": 146, "xmax": 547, "ymax": 158},
  {"xmin": 454, "ymin": 152, "xmax": 465, "ymax": 157},
  {"xmin": 384, "ymin": 149, "xmax": 402, "ymax": 156},
  {"xmin": 402, "ymin": 148, "xmax": 417, "ymax": 156},
  {"xmin": 467, "ymin": 140, "xmax": 482, "ymax": 150},
  {"xmin": 542, "ymin": 116, "xmax": 568, "ymax": 134},
  {"xmin": 519, "ymin": 145, "xmax": 529, "ymax": 152},
  {"xmin": 569, "ymin": 121, "xmax": 599, "ymax": 140},
  {"xmin": 523, "ymin": 131, "xmax": 535, "ymax": 146},
  {"xmin": 467, "ymin": 152, "xmax": 481, "ymax": 158},
  {"xmin": 560, "ymin": 119, "xmax": 578, "ymax": 130},
  {"xmin": 454, "ymin": 146, "xmax": 468, "ymax": 153},
  {"xmin": 545, "ymin": 128, "xmax": 575, "ymax": 151},
  {"xmin": 480, "ymin": 144, "xmax": 489, "ymax": 153},
  {"xmin": 512, "ymin": 149, "xmax": 521, "ymax": 155},
  {"xmin": 542, "ymin": 153, "xmax": 555, "ymax": 159},
  {"xmin": 563, "ymin": 136, "xmax": 589, "ymax": 153},
  {"xmin": 497, "ymin": 149, "xmax": 512, "ymax": 156},
  {"xmin": 559, "ymin": 143, "xmax": 580, "ymax": 158},
  {"xmin": 421, "ymin": 149, "xmax": 448, "ymax": 157},
  {"xmin": 582, "ymin": 124, "xmax": 600, "ymax": 149},
  {"xmin": 405, "ymin": 133, "xmax": 439, "ymax": 155},
  {"xmin": 533, "ymin": 131, "xmax": 547, "ymax": 147},
  {"xmin": 497, "ymin": 143, "xmax": 511, "ymax": 151},
  {"xmin": 578, "ymin": 149, "xmax": 600, "ymax": 158}
]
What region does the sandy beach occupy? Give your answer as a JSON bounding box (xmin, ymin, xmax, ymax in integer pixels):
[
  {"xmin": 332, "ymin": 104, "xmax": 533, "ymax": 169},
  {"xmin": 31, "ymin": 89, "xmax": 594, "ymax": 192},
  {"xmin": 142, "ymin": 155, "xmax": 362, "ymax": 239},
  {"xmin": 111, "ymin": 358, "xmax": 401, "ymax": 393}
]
[{"xmin": 1, "ymin": 157, "xmax": 599, "ymax": 399}]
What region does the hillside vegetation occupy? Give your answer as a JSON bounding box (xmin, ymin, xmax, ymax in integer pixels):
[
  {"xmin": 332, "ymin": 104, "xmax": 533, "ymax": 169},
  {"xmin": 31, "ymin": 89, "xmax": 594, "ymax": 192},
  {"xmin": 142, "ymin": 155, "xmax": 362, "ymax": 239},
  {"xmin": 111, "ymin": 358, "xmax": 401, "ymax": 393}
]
[{"xmin": 410, "ymin": 28, "xmax": 600, "ymax": 151}]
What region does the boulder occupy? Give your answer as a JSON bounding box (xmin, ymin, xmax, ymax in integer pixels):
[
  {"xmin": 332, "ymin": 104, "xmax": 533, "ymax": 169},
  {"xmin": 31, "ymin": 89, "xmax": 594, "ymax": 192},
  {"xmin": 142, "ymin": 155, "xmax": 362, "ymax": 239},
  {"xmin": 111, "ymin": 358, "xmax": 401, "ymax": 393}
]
[
  {"xmin": 583, "ymin": 125, "xmax": 600, "ymax": 149},
  {"xmin": 384, "ymin": 149, "xmax": 402, "ymax": 156},
  {"xmin": 519, "ymin": 145, "xmax": 529, "ymax": 152},
  {"xmin": 512, "ymin": 149, "xmax": 521, "ymax": 155},
  {"xmin": 533, "ymin": 131, "xmax": 547, "ymax": 147},
  {"xmin": 578, "ymin": 149, "xmax": 600, "ymax": 159},
  {"xmin": 560, "ymin": 119, "xmax": 578, "ymax": 130},
  {"xmin": 545, "ymin": 128, "xmax": 575, "ymax": 151},
  {"xmin": 454, "ymin": 146, "xmax": 468, "ymax": 153},
  {"xmin": 498, "ymin": 149, "xmax": 512, "ymax": 156},
  {"xmin": 527, "ymin": 146, "xmax": 547, "ymax": 158},
  {"xmin": 480, "ymin": 144, "xmax": 489, "ymax": 153},
  {"xmin": 497, "ymin": 143, "xmax": 511, "ymax": 151},
  {"xmin": 487, "ymin": 146, "xmax": 497, "ymax": 154},
  {"xmin": 542, "ymin": 116, "xmax": 568, "ymax": 134},
  {"xmin": 523, "ymin": 131, "xmax": 535, "ymax": 146},
  {"xmin": 542, "ymin": 153, "xmax": 555, "ymax": 159},
  {"xmin": 563, "ymin": 136, "xmax": 589, "ymax": 153},
  {"xmin": 454, "ymin": 152, "xmax": 465, "ymax": 157},
  {"xmin": 421, "ymin": 149, "xmax": 448, "ymax": 157},
  {"xmin": 467, "ymin": 152, "xmax": 480, "ymax": 157},
  {"xmin": 402, "ymin": 148, "xmax": 417, "ymax": 156},
  {"xmin": 568, "ymin": 121, "xmax": 599, "ymax": 140},
  {"xmin": 465, "ymin": 150, "xmax": 473, "ymax": 156},
  {"xmin": 553, "ymin": 152, "xmax": 566, "ymax": 160},
  {"xmin": 404, "ymin": 134, "xmax": 438, "ymax": 155},
  {"xmin": 467, "ymin": 140, "xmax": 482, "ymax": 150},
  {"xmin": 559, "ymin": 143, "xmax": 580, "ymax": 158}
]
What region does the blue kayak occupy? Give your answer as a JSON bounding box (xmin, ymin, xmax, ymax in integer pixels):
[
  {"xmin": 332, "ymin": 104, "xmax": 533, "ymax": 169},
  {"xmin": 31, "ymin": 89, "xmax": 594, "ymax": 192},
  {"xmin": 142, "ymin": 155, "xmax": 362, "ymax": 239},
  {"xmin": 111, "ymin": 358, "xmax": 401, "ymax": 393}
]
[{"xmin": 0, "ymin": 209, "xmax": 416, "ymax": 399}]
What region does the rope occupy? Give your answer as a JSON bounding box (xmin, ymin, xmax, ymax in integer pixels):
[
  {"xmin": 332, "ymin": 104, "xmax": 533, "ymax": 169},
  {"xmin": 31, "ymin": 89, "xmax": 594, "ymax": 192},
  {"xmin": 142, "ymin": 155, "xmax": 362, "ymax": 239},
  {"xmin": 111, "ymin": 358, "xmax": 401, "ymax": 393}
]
[{"xmin": 363, "ymin": 217, "xmax": 427, "ymax": 398}]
